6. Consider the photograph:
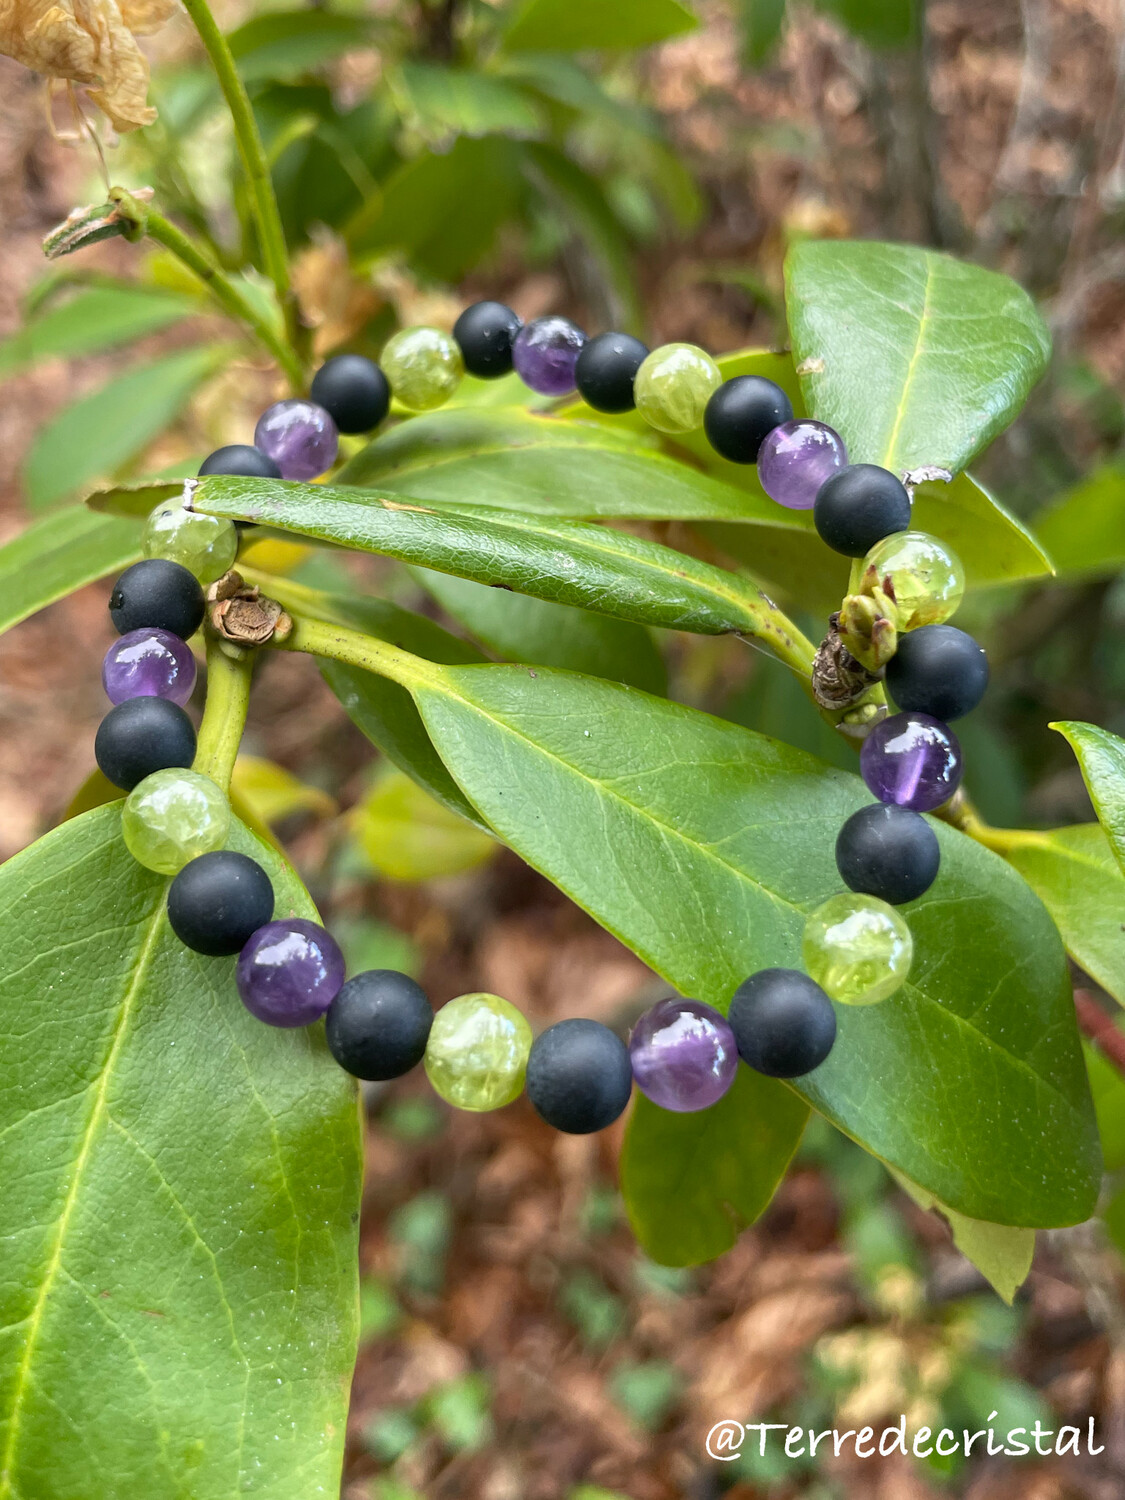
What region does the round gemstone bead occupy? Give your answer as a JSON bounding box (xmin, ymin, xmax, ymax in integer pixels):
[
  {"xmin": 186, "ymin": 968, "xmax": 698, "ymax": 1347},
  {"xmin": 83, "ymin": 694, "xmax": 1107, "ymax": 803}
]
[
  {"xmin": 309, "ymin": 354, "xmax": 390, "ymax": 433},
  {"xmin": 512, "ymin": 316, "xmax": 587, "ymax": 396},
  {"xmin": 102, "ymin": 628, "xmax": 196, "ymax": 706},
  {"xmin": 423, "ymin": 992, "xmax": 532, "ymax": 1111},
  {"xmin": 109, "ymin": 560, "xmax": 204, "ymax": 640},
  {"xmin": 453, "ymin": 301, "xmax": 522, "ymax": 380},
  {"xmin": 757, "ymin": 419, "xmax": 848, "ymax": 510},
  {"xmin": 802, "ymin": 893, "xmax": 913, "ymax": 1006},
  {"xmin": 628, "ymin": 997, "xmax": 738, "ymax": 1113},
  {"xmin": 237, "ymin": 919, "xmax": 345, "ymax": 1028},
  {"xmin": 381, "ymin": 327, "xmax": 464, "ymax": 412},
  {"xmin": 122, "ymin": 769, "xmax": 230, "ymax": 875},
  {"xmin": 634, "ymin": 343, "xmax": 722, "ymax": 434},
  {"xmin": 198, "ymin": 444, "xmax": 280, "ymax": 479},
  {"xmin": 861, "ymin": 530, "xmax": 965, "ymax": 630},
  {"xmin": 254, "ymin": 399, "xmax": 338, "ymax": 481},
  {"xmin": 860, "ymin": 712, "xmax": 963, "ymax": 812},
  {"xmin": 728, "ymin": 969, "xmax": 836, "ymax": 1078},
  {"xmin": 142, "ymin": 498, "xmax": 238, "ymax": 585}
]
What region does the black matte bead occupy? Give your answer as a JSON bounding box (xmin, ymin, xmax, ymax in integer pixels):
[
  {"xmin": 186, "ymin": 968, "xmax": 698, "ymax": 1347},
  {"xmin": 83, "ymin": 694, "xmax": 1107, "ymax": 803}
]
[
  {"xmin": 813, "ymin": 463, "xmax": 912, "ymax": 557},
  {"xmin": 109, "ymin": 560, "xmax": 205, "ymax": 639},
  {"xmin": 453, "ymin": 301, "xmax": 523, "ymax": 379},
  {"xmin": 325, "ymin": 970, "xmax": 433, "ymax": 1081},
  {"xmin": 167, "ymin": 851, "xmax": 275, "ymax": 956},
  {"xmin": 199, "ymin": 444, "xmax": 281, "ymax": 479},
  {"xmin": 728, "ymin": 969, "xmax": 837, "ymax": 1078},
  {"xmin": 703, "ymin": 376, "xmax": 794, "ymax": 464},
  {"xmin": 885, "ymin": 624, "xmax": 989, "ymax": 722},
  {"xmin": 574, "ymin": 332, "xmax": 650, "ymax": 414},
  {"xmin": 94, "ymin": 697, "xmax": 197, "ymax": 791},
  {"xmin": 836, "ymin": 803, "xmax": 940, "ymax": 905},
  {"xmin": 310, "ymin": 355, "xmax": 391, "ymax": 433},
  {"xmin": 525, "ymin": 1018, "xmax": 633, "ymax": 1134}
]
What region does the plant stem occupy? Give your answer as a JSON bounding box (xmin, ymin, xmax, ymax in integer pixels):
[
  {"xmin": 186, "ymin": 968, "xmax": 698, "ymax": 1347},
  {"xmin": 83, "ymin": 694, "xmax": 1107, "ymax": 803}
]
[
  {"xmin": 110, "ymin": 192, "xmax": 304, "ymax": 391},
  {"xmin": 273, "ymin": 612, "xmax": 442, "ymax": 691},
  {"xmin": 194, "ymin": 638, "xmax": 254, "ymax": 790},
  {"xmin": 176, "ymin": 0, "xmax": 305, "ymax": 372}
]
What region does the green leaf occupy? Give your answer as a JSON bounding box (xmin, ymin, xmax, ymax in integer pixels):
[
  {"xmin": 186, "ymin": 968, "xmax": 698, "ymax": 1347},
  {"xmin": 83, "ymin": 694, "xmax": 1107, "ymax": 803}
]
[
  {"xmin": 397, "ymin": 63, "xmax": 543, "ymax": 139},
  {"xmin": 502, "ymin": 0, "xmax": 698, "ymax": 51},
  {"xmin": 230, "ymin": 754, "xmax": 336, "ymax": 825},
  {"xmin": 337, "ymin": 406, "xmax": 771, "ymax": 521},
  {"xmin": 1001, "ymin": 823, "xmax": 1125, "ymax": 1006},
  {"xmin": 0, "ymin": 284, "xmax": 192, "ymax": 380},
  {"xmin": 349, "ymin": 653, "xmax": 1098, "ymax": 1227},
  {"xmin": 23, "ymin": 346, "xmax": 225, "ymax": 513},
  {"xmin": 786, "ymin": 240, "xmax": 1051, "ymax": 475},
  {"xmin": 1034, "ymin": 463, "xmax": 1125, "ymax": 579},
  {"xmin": 412, "ymin": 566, "xmax": 667, "ymax": 694},
  {"xmin": 1085, "ymin": 1028, "xmax": 1125, "ymax": 1172},
  {"xmin": 228, "ymin": 9, "xmax": 376, "ymax": 82},
  {"xmin": 351, "ymin": 769, "xmax": 495, "ymax": 881},
  {"xmin": 194, "ymin": 477, "xmax": 811, "ymax": 655},
  {"xmin": 815, "ymin": 0, "xmax": 917, "ymax": 47},
  {"xmin": 0, "ymin": 804, "xmax": 361, "ymax": 1493},
  {"xmin": 347, "ymin": 135, "xmax": 522, "ymax": 282},
  {"xmin": 739, "ymin": 0, "xmax": 787, "ymax": 64},
  {"xmin": 1052, "ymin": 721, "xmax": 1125, "ymax": 876},
  {"xmin": 892, "ymin": 1173, "xmax": 1034, "ymax": 1303},
  {"xmin": 621, "ymin": 1069, "xmax": 808, "ymax": 1266},
  {"xmin": 0, "ymin": 505, "xmax": 141, "ymax": 637}
]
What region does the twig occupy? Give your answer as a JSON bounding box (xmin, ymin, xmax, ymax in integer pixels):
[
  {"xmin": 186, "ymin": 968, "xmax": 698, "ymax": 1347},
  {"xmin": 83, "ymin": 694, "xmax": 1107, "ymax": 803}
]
[{"xmin": 1075, "ymin": 988, "xmax": 1125, "ymax": 1078}]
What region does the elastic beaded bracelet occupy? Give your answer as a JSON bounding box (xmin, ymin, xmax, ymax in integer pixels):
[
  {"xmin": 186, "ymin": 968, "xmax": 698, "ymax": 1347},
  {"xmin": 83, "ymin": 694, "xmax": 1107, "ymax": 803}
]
[{"xmin": 91, "ymin": 300, "xmax": 990, "ymax": 1136}]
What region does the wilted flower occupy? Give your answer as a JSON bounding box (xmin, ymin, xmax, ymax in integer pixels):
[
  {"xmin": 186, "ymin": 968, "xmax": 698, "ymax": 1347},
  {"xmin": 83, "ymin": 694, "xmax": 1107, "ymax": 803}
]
[{"xmin": 0, "ymin": 0, "xmax": 176, "ymax": 131}]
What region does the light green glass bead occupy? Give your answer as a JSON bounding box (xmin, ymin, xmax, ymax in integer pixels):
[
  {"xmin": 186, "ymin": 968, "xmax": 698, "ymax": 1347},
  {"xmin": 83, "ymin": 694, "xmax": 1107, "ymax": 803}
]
[
  {"xmin": 143, "ymin": 498, "xmax": 238, "ymax": 585},
  {"xmin": 861, "ymin": 530, "xmax": 965, "ymax": 631},
  {"xmin": 122, "ymin": 769, "xmax": 230, "ymax": 875},
  {"xmin": 424, "ymin": 992, "xmax": 533, "ymax": 1111},
  {"xmin": 802, "ymin": 893, "xmax": 913, "ymax": 1006},
  {"xmin": 634, "ymin": 343, "xmax": 722, "ymax": 434},
  {"xmin": 382, "ymin": 326, "xmax": 464, "ymax": 412}
]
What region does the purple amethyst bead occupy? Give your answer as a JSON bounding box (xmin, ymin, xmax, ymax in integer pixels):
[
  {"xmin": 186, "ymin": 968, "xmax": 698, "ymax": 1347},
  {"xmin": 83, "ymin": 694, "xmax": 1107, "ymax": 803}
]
[
  {"xmin": 102, "ymin": 628, "xmax": 196, "ymax": 706},
  {"xmin": 860, "ymin": 712, "xmax": 963, "ymax": 813},
  {"xmin": 629, "ymin": 997, "xmax": 738, "ymax": 1112},
  {"xmin": 512, "ymin": 316, "xmax": 587, "ymax": 396},
  {"xmin": 757, "ymin": 419, "xmax": 848, "ymax": 510},
  {"xmin": 253, "ymin": 399, "xmax": 338, "ymax": 481},
  {"xmin": 236, "ymin": 918, "xmax": 345, "ymax": 1028}
]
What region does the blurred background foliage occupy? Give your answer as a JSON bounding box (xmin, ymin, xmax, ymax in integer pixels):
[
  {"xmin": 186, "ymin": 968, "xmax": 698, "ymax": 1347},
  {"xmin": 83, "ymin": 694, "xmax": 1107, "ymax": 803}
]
[{"xmin": 2, "ymin": 0, "xmax": 1125, "ymax": 1494}]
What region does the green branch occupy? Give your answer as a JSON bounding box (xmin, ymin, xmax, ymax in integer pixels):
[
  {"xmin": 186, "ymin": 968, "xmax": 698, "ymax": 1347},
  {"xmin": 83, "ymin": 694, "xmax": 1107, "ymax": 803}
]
[{"xmin": 193, "ymin": 638, "xmax": 254, "ymax": 790}]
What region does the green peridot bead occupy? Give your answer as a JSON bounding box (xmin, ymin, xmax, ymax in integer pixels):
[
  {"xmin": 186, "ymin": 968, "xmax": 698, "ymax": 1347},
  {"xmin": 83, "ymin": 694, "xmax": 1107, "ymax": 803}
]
[
  {"xmin": 861, "ymin": 531, "xmax": 965, "ymax": 631},
  {"xmin": 123, "ymin": 769, "xmax": 230, "ymax": 875},
  {"xmin": 802, "ymin": 892, "xmax": 912, "ymax": 1006},
  {"xmin": 382, "ymin": 327, "xmax": 464, "ymax": 412},
  {"xmin": 143, "ymin": 499, "xmax": 238, "ymax": 586},
  {"xmin": 634, "ymin": 343, "xmax": 722, "ymax": 434},
  {"xmin": 423, "ymin": 992, "xmax": 532, "ymax": 1111}
]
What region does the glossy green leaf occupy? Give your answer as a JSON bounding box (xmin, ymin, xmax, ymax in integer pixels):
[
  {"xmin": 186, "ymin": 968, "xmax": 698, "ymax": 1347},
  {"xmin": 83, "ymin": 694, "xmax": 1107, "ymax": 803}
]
[
  {"xmin": 397, "ymin": 63, "xmax": 543, "ymax": 140},
  {"xmin": 0, "ymin": 505, "xmax": 141, "ymax": 636},
  {"xmin": 342, "ymin": 652, "xmax": 1097, "ymax": 1227},
  {"xmin": 1002, "ymin": 823, "xmax": 1125, "ymax": 1006},
  {"xmin": 228, "ymin": 9, "xmax": 375, "ymax": 82},
  {"xmin": 1034, "ymin": 464, "xmax": 1125, "ymax": 579},
  {"xmin": 502, "ymin": 0, "xmax": 698, "ymax": 52},
  {"xmin": 0, "ymin": 804, "xmax": 361, "ymax": 1494},
  {"xmin": 621, "ymin": 1069, "xmax": 808, "ymax": 1266},
  {"xmin": 1051, "ymin": 721, "xmax": 1125, "ymax": 876},
  {"xmin": 194, "ymin": 477, "xmax": 812, "ymax": 658},
  {"xmin": 412, "ymin": 567, "xmax": 667, "ymax": 694},
  {"xmin": 253, "ymin": 574, "xmax": 490, "ymax": 829},
  {"xmin": 337, "ymin": 406, "xmax": 771, "ymax": 522},
  {"xmin": 892, "ymin": 1173, "xmax": 1034, "ymax": 1303},
  {"xmin": 786, "ymin": 240, "xmax": 1051, "ymax": 475},
  {"xmin": 0, "ymin": 285, "xmax": 192, "ymax": 380},
  {"xmin": 350, "ymin": 768, "xmax": 495, "ymax": 882},
  {"xmin": 23, "ymin": 346, "xmax": 225, "ymax": 513}
]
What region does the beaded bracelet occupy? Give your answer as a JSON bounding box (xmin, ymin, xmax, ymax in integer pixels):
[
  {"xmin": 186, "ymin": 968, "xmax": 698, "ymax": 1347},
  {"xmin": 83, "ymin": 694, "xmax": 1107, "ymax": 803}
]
[{"xmin": 90, "ymin": 300, "xmax": 989, "ymax": 1136}]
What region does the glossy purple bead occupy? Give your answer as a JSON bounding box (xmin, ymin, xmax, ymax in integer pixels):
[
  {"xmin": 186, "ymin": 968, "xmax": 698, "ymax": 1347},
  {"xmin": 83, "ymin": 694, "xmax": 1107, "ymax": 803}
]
[
  {"xmin": 236, "ymin": 918, "xmax": 345, "ymax": 1028},
  {"xmin": 757, "ymin": 419, "xmax": 848, "ymax": 510},
  {"xmin": 253, "ymin": 399, "xmax": 338, "ymax": 481},
  {"xmin": 102, "ymin": 628, "xmax": 196, "ymax": 706},
  {"xmin": 629, "ymin": 997, "xmax": 738, "ymax": 1112},
  {"xmin": 860, "ymin": 712, "xmax": 963, "ymax": 812},
  {"xmin": 512, "ymin": 316, "xmax": 587, "ymax": 396}
]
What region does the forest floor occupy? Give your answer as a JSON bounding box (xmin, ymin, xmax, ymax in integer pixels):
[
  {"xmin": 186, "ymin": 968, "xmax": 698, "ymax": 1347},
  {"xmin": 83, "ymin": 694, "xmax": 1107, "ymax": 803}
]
[{"xmin": 1, "ymin": 1, "xmax": 1125, "ymax": 1496}]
